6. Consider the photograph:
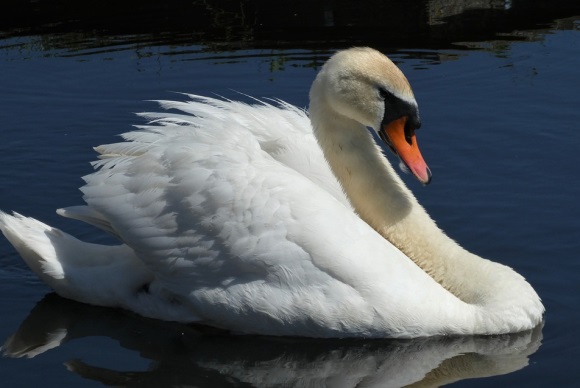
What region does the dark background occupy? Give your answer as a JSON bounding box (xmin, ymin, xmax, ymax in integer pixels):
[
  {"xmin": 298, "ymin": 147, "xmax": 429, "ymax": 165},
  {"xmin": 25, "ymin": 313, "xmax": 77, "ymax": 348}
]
[{"xmin": 2, "ymin": 0, "xmax": 580, "ymax": 51}]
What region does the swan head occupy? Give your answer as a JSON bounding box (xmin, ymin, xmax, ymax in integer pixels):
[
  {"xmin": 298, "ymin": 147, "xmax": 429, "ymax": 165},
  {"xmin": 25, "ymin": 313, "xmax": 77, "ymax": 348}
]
[{"xmin": 310, "ymin": 47, "xmax": 432, "ymax": 184}]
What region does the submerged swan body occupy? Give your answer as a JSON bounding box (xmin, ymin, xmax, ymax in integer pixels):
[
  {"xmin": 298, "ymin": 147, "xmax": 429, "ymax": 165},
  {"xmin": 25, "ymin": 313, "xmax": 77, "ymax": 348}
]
[{"xmin": 0, "ymin": 47, "xmax": 543, "ymax": 338}]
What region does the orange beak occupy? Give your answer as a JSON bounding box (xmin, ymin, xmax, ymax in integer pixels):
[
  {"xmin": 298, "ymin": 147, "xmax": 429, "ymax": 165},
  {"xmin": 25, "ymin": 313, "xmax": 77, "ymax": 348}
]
[{"xmin": 380, "ymin": 117, "xmax": 432, "ymax": 185}]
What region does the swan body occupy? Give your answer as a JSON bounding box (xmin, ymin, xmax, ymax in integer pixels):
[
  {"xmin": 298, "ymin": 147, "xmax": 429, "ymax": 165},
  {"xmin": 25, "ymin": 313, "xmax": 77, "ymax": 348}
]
[{"xmin": 0, "ymin": 47, "xmax": 543, "ymax": 338}]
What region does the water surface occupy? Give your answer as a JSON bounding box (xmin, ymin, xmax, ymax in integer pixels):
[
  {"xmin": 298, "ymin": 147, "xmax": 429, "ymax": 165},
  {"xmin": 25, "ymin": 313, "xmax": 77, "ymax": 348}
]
[{"xmin": 1, "ymin": 1, "xmax": 579, "ymax": 386}]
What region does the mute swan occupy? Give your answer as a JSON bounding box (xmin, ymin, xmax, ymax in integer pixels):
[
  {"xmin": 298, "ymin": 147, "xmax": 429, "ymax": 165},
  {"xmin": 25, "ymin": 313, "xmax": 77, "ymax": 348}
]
[{"xmin": 0, "ymin": 47, "xmax": 543, "ymax": 338}]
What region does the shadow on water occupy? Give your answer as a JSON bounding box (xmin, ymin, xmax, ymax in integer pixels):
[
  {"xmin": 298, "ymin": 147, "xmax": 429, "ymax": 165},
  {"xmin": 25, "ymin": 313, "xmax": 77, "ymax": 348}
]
[
  {"xmin": 3, "ymin": 294, "xmax": 543, "ymax": 387},
  {"xmin": 1, "ymin": 0, "xmax": 580, "ymax": 57}
]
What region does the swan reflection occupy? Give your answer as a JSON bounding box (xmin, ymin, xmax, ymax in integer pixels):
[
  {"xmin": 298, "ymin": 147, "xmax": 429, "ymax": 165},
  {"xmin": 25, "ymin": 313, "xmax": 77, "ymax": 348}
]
[{"xmin": 2, "ymin": 294, "xmax": 542, "ymax": 387}]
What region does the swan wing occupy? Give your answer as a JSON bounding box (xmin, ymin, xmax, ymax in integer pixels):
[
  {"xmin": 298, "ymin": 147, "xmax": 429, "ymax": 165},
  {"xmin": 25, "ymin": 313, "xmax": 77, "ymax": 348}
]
[
  {"xmin": 149, "ymin": 95, "xmax": 351, "ymax": 208},
  {"xmin": 75, "ymin": 98, "xmax": 459, "ymax": 336}
]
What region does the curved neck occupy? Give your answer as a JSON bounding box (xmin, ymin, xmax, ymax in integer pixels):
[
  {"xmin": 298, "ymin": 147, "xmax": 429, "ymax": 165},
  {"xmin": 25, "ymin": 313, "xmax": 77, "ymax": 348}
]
[
  {"xmin": 311, "ymin": 102, "xmax": 468, "ymax": 295},
  {"xmin": 309, "ymin": 92, "xmax": 542, "ymax": 332}
]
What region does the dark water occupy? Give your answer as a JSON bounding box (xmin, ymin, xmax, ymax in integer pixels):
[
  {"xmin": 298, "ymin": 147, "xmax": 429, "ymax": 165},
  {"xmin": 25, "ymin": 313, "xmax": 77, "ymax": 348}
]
[{"xmin": 0, "ymin": 1, "xmax": 579, "ymax": 386}]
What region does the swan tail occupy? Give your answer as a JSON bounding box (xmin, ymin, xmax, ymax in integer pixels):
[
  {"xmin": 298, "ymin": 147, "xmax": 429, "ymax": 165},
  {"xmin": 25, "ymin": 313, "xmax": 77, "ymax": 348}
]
[
  {"xmin": 1, "ymin": 211, "xmax": 69, "ymax": 282},
  {"xmin": 0, "ymin": 211, "xmax": 150, "ymax": 306},
  {"xmin": 0, "ymin": 211, "xmax": 202, "ymax": 322}
]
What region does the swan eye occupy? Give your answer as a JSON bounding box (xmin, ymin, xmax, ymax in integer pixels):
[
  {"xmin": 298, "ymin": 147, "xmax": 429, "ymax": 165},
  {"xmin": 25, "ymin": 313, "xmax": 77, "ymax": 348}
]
[{"xmin": 378, "ymin": 88, "xmax": 389, "ymax": 100}]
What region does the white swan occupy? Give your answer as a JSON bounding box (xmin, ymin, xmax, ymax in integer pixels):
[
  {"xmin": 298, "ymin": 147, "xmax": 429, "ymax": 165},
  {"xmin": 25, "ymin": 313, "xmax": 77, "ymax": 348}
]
[{"xmin": 0, "ymin": 47, "xmax": 543, "ymax": 338}]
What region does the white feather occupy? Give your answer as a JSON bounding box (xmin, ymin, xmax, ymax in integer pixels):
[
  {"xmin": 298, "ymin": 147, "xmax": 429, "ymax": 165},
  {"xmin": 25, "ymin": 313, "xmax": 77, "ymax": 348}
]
[{"xmin": 0, "ymin": 48, "xmax": 543, "ymax": 338}]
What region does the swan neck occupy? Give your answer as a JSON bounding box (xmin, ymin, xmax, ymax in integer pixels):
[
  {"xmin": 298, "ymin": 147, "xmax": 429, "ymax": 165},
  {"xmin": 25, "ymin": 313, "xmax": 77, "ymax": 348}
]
[{"xmin": 309, "ymin": 87, "xmax": 415, "ymax": 234}]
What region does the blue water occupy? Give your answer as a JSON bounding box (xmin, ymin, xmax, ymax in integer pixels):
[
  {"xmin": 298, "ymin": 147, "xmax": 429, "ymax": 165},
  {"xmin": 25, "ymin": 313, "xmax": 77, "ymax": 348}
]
[{"xmin": 1, "ymin": 8, "xmax": 579, "ymax": 388}]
